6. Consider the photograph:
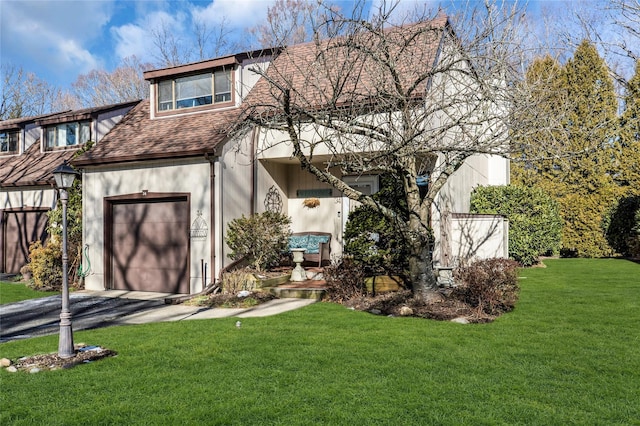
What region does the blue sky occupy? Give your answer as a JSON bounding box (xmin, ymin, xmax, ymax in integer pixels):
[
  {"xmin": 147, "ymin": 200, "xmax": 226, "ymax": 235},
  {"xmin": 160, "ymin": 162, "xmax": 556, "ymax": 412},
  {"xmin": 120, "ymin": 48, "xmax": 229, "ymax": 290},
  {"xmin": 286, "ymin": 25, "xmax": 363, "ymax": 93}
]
[{"xmin": 0, "ymin": 0, "xmax": 614, "ymax": 91}]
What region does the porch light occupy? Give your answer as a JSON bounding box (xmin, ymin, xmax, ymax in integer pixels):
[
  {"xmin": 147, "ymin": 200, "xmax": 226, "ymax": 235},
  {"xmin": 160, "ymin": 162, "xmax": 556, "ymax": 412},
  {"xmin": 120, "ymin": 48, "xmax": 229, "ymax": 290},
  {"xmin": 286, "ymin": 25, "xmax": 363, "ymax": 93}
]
[
  {"xmin": 52, "ymin": 161, "xmax": 80, "ymax": 358},
  {"xmin": 53, "ymin": 162, "xmax": 79, "ymax": 189}
]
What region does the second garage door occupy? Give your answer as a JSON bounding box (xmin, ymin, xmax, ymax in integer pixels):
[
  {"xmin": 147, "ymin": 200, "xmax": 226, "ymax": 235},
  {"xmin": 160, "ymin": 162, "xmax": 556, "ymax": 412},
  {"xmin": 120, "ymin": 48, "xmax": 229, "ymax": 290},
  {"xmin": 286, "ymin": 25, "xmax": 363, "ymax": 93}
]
[
  {"xmin": 110, "ymin": 197, "xmax": 189, "ymax": 293},
  {"xmin": 2, "ymin": 209, "xmax": 49, "ymax": 274}
]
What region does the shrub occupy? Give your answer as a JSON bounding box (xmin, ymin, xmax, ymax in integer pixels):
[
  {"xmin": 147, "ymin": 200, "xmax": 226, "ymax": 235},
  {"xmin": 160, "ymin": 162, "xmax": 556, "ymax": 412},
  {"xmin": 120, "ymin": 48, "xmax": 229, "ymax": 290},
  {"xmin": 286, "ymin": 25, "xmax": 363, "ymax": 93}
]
[
  {"xmin": 226, "ymin": 211, "xmax": 291, "ymax": 272},
  {"xmin": 220, "ymin": 269, "xmax": 258, "ymax": 294},
  {"xmin": 344, "ymin": 174, "xmax": 410, "ymax": 275},
  {"xmin": 323, "ymin": 257, "xmax": 367, "ymax": 303},
  {"xmin": 27, "ymin": 240, "xmax": 63, "ymax": 291},
  {"xmin": 45, "ymin": 147, "xmax": 91, "ymax": 287},
  {"xmin": 605, "ymin": 195, "xmax": 640, "ymax": 258},
  {"xmin": 470, "ymin": 185, "xmax": 562, "ymax": 266},
  {"xmin": 453, "ymin": 258, "xmax": 520, "ymax": 315}
]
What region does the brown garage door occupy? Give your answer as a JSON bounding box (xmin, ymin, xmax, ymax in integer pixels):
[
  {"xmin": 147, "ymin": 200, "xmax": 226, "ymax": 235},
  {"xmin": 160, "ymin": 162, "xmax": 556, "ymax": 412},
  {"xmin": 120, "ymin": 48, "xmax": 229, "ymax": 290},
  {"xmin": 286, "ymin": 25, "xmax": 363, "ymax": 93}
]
[
  {"xmin": 2, "ymin": 209, "xmax": 49, "ymax": 274},
  {"xmin": 110, "ymin": 198, "xmax": 189, "ymax": 293}
]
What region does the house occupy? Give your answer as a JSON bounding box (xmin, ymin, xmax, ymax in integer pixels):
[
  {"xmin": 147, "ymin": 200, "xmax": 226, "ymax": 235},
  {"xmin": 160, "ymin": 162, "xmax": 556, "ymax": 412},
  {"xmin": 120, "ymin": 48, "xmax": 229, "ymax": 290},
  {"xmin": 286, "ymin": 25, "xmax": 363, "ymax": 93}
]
[
  {"xmin": 73, "ymin": 51, "xmax": 273, "ymax": 294},
  {"xmin": 0, "ymin": 101, "xmax": 139, "ymax": 274},
  {"xmin": 242, "ymin": 17, "xmax": 509, "ymax": 270},
  {"xmin": 74, "ymin": 17, "xmax": 508, "ymax": 295}
]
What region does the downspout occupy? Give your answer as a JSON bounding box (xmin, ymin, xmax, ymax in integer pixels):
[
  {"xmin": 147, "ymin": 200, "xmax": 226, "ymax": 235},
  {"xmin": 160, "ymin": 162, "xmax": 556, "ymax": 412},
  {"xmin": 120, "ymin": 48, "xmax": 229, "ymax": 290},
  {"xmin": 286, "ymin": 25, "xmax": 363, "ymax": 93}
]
[
  {"xmin": 205, "ymin": 152, "xmax": 216, "ymax": 288},
  {"xmin": 251, "ymin": 127, "xmax": 258, "ymax": 215}
]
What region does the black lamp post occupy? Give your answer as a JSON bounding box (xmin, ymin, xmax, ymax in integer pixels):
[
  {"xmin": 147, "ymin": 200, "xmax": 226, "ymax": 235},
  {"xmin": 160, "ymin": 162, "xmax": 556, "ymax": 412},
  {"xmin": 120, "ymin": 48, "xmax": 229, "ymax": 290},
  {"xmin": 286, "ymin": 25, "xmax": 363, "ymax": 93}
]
[{"xmin": 52, "ymin": 162, "xmax": 79, "ymax": 358}]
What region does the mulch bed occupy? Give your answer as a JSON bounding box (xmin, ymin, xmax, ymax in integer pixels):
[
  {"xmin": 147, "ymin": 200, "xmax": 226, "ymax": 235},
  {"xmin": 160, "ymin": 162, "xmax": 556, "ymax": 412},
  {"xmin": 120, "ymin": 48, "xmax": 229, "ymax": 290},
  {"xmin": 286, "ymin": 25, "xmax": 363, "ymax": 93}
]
[
  {"xmin": 340, "ymin": 290, "xmax": 496, "ymax": 323},
  {"xmin": 6, "ymin": 344, "xmax": 117, "ymax": 372}
]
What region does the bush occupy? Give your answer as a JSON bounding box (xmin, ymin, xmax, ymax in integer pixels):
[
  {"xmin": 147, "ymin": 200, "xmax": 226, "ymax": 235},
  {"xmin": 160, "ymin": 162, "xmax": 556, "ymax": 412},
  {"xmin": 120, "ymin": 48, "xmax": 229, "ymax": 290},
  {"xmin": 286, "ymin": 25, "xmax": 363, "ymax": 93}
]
[
  {"xmin": 323, "ymin": 257, "xmax": 367, "ymax": 303},
  {"xmin": 344, "ymin": 174, "xmax": 410, "ymax": 275},
  {"xmin": 226, "ymin": 211, "xmax": 291, "ymax": 272},
  {"xmin": 27, "ymin": 240, "xmax": 63, "ymax": 291},
  {"xmin": 605, "ymin": 195, "xmax": 640, "ymax": 258},
  {"xmin": 220, "ymin": 269, "xmax": 258, "ymax": 294},
  {"xmin": 453, "ymin": 258, "xmax": 520, "ymax": 315},
  {"xmin": 470, "ymin": 185, "xmax": 562, "ymax": 266}
]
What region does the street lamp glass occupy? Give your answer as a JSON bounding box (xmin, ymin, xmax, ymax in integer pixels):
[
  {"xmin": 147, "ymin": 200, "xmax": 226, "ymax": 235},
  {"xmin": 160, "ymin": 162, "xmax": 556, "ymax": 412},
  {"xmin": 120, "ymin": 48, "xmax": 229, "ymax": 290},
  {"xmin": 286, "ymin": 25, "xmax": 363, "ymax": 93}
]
[{"xmin": 52, "ymin": 163, "xmax": 79, "ymax": 189}]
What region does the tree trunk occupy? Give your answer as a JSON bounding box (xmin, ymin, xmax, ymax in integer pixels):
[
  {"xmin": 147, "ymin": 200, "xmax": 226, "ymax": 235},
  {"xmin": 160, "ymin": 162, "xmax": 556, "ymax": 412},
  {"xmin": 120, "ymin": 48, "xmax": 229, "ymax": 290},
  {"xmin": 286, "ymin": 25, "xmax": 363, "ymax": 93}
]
[{"xmin": 406, "ymin": 221, "xmax": 439, "ymax": 299}]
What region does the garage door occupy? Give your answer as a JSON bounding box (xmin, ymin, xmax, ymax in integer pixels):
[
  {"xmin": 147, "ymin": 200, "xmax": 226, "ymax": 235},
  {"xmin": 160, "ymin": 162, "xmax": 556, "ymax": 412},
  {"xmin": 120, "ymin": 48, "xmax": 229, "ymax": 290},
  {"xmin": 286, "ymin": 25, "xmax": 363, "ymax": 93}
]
[
  {"xmin": 110, "ymin": 198, "xmax": 189, "ymax": 293},
  {"xmin": 2, "ymin": 209, "xmax": 49, "ymax": 274}
]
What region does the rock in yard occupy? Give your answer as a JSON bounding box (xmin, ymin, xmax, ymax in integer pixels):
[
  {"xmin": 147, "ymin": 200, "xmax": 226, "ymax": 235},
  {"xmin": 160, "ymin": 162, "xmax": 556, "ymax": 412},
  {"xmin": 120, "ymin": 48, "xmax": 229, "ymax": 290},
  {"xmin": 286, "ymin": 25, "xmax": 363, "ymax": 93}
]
[
  {"xmin": 451, "ymin": 317, "xmax": 470, "ymax": 324},
  {"xmin": 370, "ymin": 309, "xmax": 382, "ymax": 315},
  {"xmin": 399, "ymin": 306, "xmax": 414, "ymax": 316},
  {"xmin": 0, "ymin": 358, "xmax": 12, "ymax": 367},
  {"xmin": 6, "ymin": 366, "xmax": 18, "ymax": 373}
]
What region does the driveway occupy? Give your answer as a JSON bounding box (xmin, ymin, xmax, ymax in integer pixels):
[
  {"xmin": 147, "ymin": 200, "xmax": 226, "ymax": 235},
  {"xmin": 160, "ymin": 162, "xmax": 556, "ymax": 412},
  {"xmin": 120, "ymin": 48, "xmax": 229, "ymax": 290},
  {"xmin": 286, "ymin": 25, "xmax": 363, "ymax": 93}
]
[
  {"xmin": 0, "ymin": 293, "xmax": 165, "ymax": 343},
  {"xmin": 0, "ymin": 291, "xmax": 317, "ymax": 343}
]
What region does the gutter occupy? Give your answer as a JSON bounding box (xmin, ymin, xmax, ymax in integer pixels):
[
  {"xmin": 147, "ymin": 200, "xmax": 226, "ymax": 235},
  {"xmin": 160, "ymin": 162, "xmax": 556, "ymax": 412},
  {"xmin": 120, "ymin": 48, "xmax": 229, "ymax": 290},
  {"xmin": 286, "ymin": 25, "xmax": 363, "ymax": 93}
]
[{"xmin": 205, "ymin": 152, "xmax": 216, "ymax": 293}]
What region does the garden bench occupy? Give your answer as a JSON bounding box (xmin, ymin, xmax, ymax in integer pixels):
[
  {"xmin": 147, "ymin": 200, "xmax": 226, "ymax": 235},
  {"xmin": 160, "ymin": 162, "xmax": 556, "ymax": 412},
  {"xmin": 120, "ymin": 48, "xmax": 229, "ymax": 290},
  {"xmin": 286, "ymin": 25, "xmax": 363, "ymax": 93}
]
[{"xmin": 288, "ymin": 232, "xmax": 332, "ymax": 267}]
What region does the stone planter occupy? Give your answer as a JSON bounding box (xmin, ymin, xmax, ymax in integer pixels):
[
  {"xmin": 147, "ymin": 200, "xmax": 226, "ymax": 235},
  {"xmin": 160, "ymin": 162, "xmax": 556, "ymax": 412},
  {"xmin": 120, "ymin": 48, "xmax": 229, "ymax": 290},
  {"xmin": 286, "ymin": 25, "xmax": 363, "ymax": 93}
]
[{"xmin": 253, "ymin": 273, "xmax": 291, "ymax": 289}]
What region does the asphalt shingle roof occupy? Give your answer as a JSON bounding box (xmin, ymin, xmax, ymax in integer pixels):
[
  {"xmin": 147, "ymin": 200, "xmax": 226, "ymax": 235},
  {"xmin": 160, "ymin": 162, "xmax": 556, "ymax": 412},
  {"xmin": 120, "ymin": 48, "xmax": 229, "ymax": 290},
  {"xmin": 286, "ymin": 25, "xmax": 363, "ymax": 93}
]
[
  {"xmin": 0, "ymin": 143, "xmax": 77, "ymax": 187},
  {"xmin": 241, "ymin": 17, "xmax": 449, "ymax": 118},
  {"xmin": 73, "ymin": 100, "xmax": 241, "ymax": 166}
]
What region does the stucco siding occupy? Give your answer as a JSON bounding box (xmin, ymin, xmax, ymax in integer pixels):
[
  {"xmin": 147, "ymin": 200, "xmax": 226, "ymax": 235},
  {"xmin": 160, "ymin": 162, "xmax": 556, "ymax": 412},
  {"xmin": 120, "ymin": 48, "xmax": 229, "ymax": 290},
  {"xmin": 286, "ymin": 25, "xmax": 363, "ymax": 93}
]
[
  {"xmin": 450, "ymin": 214, "xmax": 508, "ymax": 261},
  {"xmin": 1, "ymin": 187, "xmax": 56, "ymax": 211},
  {"xmin": 218, "ymin": 136, "xmax": 254, "ymax": 271}
]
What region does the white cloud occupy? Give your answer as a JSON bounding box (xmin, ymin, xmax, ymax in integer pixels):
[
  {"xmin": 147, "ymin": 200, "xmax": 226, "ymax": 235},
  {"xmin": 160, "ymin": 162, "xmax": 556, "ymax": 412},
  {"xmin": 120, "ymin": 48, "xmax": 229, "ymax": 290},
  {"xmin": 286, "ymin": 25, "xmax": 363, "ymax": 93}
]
[
  {"xmin": 111, "ymin": 10, "xmax": 190, "ymax": 63},
  {"xmin": 191, "ymin": 0, "xmax": 275, "ymax": 30},
  {"xmin": 0, "ymin": 0, "xmax": 113, "ymax": 81},
  {"xmin": 111, "ymin": 24, "xmax": 152, "ymax": 62}
]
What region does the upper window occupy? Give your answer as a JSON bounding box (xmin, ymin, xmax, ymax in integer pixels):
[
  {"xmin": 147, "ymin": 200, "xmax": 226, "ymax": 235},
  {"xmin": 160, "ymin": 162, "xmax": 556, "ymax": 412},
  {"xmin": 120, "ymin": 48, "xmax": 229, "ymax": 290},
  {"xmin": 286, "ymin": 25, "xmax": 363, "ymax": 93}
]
[
  {"xmin": 0, "ymin": 130, "xmax": 19, "ymax": 155},
  {"xmin": 45, "ymin": 122, "xmax": 91, "ymax": 149},
  {"xmin": 157, "ymin": 68, "xmax": 232, "ymax": 112}
]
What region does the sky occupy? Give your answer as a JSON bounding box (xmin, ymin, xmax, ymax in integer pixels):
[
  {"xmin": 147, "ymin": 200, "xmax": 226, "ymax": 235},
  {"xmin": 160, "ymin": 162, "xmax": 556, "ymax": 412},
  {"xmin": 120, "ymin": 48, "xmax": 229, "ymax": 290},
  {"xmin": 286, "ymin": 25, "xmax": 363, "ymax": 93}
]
[{"xmin": 0, "ymin": 0, "xmax": 621, "ymax": 92}]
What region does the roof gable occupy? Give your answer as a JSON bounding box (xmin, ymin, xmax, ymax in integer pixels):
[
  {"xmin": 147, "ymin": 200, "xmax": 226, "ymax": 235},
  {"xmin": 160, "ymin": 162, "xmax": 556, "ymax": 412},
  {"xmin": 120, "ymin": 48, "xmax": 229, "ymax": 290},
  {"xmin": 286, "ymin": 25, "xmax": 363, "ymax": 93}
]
[{"xmin": 242, "ymin": 17, "xmax": 450, "ymax": 116}]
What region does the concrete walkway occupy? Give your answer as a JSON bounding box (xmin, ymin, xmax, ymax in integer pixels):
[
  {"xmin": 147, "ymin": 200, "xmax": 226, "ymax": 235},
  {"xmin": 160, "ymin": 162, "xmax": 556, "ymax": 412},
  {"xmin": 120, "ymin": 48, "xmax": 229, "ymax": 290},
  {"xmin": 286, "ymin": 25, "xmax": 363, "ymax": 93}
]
[
  {"xmin": 85, "ymin": 290, "xmax": 318, "ymax": 324},
  {"xmin": 0, "ymin": 290, "xmax": 317, "ymax": 343}
]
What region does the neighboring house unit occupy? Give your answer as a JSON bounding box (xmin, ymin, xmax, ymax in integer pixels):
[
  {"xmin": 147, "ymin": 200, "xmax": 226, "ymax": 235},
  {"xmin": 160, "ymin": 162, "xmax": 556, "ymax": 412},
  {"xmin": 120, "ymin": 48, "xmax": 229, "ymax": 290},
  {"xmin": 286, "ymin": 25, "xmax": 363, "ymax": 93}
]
[
  {"xmin": 0, "ymin": 101, "xmax": 139, "ymax": 274},
  {"xmin": 74, "ymin": 18, "xmax": 508, "ymax": 295}
]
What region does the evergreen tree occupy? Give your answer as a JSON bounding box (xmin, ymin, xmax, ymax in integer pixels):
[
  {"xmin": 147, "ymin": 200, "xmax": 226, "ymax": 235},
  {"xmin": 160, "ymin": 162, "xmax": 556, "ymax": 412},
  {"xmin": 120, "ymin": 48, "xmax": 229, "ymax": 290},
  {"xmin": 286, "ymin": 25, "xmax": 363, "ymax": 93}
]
[
  {"xmin": 513, "ymin": 41, "xmax": 620, "ymax": 257},
  {"xmin": 616, "ymin": 60, "xmax": 640, "ymax": 195}
]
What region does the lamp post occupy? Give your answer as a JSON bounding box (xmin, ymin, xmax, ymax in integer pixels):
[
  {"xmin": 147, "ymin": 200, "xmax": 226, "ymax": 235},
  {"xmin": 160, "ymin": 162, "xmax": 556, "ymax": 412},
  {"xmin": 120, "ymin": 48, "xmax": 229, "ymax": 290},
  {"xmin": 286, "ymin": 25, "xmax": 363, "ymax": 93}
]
[{"xmin": 52, "ymin": 162, "xmax": 79, "ymax": 359}]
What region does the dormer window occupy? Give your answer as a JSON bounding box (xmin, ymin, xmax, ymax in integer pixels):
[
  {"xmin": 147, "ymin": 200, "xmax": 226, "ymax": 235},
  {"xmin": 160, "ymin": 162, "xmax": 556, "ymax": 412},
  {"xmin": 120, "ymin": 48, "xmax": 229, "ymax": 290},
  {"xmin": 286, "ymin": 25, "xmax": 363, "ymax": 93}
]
[
  {"xmin": 45, "ymin": 121, "xmax": 91, "ymax": 150},
  {"xmin": 157, "ymin": 68, "xmax": 232, "ymax": 113},
  {"xmin": 0, "ymin": 130, "xmax": 19, "ymax": 155}
]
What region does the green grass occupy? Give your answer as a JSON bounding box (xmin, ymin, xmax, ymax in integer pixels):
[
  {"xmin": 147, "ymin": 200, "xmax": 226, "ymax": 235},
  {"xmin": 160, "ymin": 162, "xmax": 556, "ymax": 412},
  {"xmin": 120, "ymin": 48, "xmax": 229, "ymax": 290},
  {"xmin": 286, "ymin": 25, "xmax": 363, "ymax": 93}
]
[
  {"xmin": 1, "ymin": 259, "xmax": 639, "ymax": 425},
  {"xmin": 0, "ymin": 281, "xmax": 58, "ymax": 304}
]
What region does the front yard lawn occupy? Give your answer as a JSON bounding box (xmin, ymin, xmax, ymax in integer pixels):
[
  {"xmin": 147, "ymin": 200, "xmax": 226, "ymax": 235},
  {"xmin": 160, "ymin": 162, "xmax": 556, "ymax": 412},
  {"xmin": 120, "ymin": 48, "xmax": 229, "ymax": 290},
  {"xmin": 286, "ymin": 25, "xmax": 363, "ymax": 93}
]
[
  {"xmin": 1, "ymin": 259, "xmax": 639, "ymax": 425},
  {"xmin": 0, "ymin": 281, "xmax": 58, "ymax": 304}
]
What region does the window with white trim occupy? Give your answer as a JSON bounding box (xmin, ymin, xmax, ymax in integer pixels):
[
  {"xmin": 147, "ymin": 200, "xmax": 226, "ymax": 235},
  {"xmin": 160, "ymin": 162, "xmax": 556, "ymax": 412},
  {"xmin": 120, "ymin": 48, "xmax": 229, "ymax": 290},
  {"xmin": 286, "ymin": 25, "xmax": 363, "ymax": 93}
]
[
  {"xmin": 45, "ymin": 121, "xmax": 91, "ymax": 149},
  {"xmin": 0, "ymin": 130, "xmax": 19, "ymax": 155},
  {"xmin": 342, "ymin": 175, "xmax": 380, "ymax": 195},
  {"xmin": 157, "ymin": 68, "xmax": 232, "ymax": 112}
]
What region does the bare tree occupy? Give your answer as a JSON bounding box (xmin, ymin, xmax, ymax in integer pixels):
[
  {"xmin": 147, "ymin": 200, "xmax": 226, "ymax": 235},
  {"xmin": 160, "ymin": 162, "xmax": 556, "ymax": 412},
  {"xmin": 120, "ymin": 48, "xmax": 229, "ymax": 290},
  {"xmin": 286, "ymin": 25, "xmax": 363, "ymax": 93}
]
[
  {"xmin": 151, "ymin": 19, "xmax": 194, "ymax": 67},
  {"xmin": 1, "ymin": 64, "xmax": 64, "ymax": 119},
  {"xmin": 69, "ymin": 56, "xmax": 152, "ymax": 108},
  {"xmin": 237, "ymin": 1, "xmax": 560, "ymax": 298},
  {"xmin": 247, "ymin": 0, "xmax": 335, "ymax": 48},
  {"xmin": 194, "ymin": 15, "xmax": 237, "ymax": 60}
]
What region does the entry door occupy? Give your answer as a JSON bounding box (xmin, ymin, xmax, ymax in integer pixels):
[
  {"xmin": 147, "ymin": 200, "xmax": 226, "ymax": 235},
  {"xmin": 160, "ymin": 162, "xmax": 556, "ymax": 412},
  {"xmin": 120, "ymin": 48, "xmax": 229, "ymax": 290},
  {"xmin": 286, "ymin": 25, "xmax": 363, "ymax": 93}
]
[{"xmin": 110, "ymin": 198, "xmax": 189, "ymax": 293}]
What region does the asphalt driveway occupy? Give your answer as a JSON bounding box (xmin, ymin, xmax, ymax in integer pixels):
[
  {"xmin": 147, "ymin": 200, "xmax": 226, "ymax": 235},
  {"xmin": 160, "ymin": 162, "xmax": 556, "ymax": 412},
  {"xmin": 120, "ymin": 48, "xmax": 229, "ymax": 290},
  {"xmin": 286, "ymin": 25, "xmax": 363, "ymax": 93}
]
[
  {"xmin": 0, "ymin": 293, "xmax": 164, "ymax": 343},
  {"xmin": 0, "ymin": 291, "xmax": 317, "ymax": 344}
]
